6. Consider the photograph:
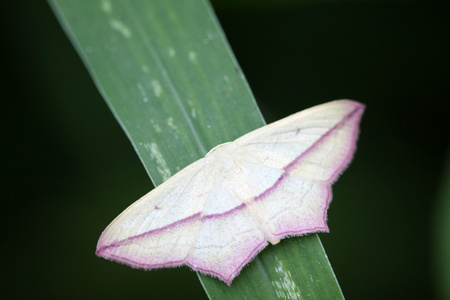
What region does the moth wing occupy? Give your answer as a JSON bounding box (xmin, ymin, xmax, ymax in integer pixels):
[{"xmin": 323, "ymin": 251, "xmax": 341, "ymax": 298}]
[
  {"xmin": 96, "ymin": 160, "xmax": 209, "ymax": 270},
  {"xmin": 234, "ymin": 100, "xmax": 365, "ymax": 183},
  {"xmin": 96, "ymin": 154, "xmax": 266, "ymax": 285},
  {"xmin": 97, "ymin": 100, "xmax": 365, "ymax": 285},
  {"xmin": 231, "ymin": 100, "xmax": 364, "ymax": 242}
]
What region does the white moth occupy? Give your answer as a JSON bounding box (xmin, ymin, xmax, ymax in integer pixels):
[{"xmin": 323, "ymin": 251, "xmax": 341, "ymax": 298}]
[{"xmin": 96, "ymin": 100, "xmax": 365, "ymax": 285}]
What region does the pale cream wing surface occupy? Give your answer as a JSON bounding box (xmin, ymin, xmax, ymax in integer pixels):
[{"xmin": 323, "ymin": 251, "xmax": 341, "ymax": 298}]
[
  {"xmin": 185, "ymin": 161, "xmax": 267, "ymax": 283},
  {"xmin": 96, "ymin": 159, "xmax": 211, "ymax": 268},
  {"xmin": 234, "ymin": 100, "xmax": 364, "ymax": 182},
  {"xmin": 96, "ymin": 99, "xmax": 365, "ymax": 285},
  {"xmin": 228, "ymin": 100, "xmax": 364, "ymax": 243},
  {"xmin": 97, "ymin": 151, "xmax": 266, "ymax": 284}
]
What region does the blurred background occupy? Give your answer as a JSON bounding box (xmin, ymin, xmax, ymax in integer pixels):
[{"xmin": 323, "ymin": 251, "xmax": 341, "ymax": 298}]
[{"xmin": 1, "ymin": 0, "xmax": 449, "ymax": 299}]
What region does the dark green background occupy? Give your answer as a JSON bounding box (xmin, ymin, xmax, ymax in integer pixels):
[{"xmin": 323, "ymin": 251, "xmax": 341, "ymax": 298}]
[{"xmin": 2, "ymin": 1, "xmax": 448, "ymax": 299}]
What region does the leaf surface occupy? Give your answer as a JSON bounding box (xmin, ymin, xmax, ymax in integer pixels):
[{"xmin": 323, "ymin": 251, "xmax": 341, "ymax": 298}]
[{"xmin": 49, "ymin": 0, "xmax": 344, "ymax": 298}]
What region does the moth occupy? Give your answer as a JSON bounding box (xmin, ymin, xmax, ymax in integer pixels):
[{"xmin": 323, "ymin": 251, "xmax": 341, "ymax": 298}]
[{"xmin": 96, "ymin": 100, "xmax": 365, "ymax": 285}]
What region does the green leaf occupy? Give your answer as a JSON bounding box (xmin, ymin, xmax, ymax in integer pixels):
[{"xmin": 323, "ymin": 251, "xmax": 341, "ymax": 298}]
[{"xmin": 49, "ymin": 0, "xmax": 344, "ymax": 298}]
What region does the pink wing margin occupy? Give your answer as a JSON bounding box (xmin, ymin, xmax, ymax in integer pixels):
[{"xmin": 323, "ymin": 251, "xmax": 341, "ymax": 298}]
[{"xmin": 96, "ymin": 100, "xmax": 365, "ymax": 285}]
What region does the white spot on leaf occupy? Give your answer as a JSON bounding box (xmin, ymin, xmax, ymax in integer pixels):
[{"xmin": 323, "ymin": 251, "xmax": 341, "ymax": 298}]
[
  {"xmin": 100, "ymin": 0, "xmax": 112, "ymax": 13},
  {"xmin": 110, "ymin": 19, "xmax": 132, "ymax": 39},
  {"xmin": 151, "ymin": 80, "xmax": 163, "ymax": 97},
  {"xmin": 188, "ymin": 100, "xmax": 197, "ymax": 118},
  {"xmin": 150, "ymin": 120, "xmax": 162, "ymax": 133},
  {"xmin": 167, "ymin": 117, "xmax": 178, "ymax": 132},
  {"xmin": 272, "ymin": 257, "xmax": 302, "ymax": 299},
  {"xmin": 137, "ymin": 82, "xmax": 149, "ymax": 103},
  {"xmin": 141, "ymin": 65, "xmax": 149, "ymax": 73},
  {"xmin": 145, "ymin": 143, "xmax": 171, "ymax": 181},
  {"xmin": 168, "ymin": 47, "xmax": 176, "ymax": 57},
  {"xmin": 188, "ymin": 51, "xmax": 198, "ymax": 64}
]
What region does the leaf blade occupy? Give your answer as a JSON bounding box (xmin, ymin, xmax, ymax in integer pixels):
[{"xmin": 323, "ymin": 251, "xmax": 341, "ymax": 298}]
[{"xmin": 49, "ymin": 0, "xmax": 344, "ymax": 298}]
